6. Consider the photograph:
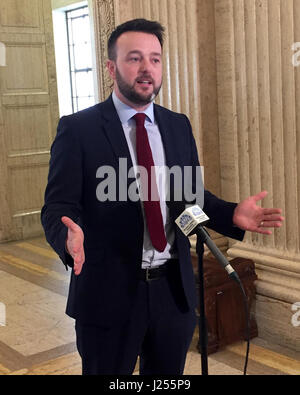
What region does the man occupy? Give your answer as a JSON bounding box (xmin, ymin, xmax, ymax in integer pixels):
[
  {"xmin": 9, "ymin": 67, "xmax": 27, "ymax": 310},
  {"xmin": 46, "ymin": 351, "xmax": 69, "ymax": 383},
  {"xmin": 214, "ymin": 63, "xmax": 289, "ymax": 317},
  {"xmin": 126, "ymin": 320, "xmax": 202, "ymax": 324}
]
[{"xmin": 41, "ymin": 19, "xmax": 283, "ymax": 375}]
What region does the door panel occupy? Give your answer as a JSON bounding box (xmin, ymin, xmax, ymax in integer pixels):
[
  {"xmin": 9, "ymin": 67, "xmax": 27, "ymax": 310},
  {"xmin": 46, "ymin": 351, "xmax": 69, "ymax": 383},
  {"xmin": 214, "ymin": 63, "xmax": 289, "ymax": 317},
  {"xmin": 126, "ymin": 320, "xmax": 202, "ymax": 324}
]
[{"xmin": 0, "ymin": 0, "xmax": 59, "ymax": 241}]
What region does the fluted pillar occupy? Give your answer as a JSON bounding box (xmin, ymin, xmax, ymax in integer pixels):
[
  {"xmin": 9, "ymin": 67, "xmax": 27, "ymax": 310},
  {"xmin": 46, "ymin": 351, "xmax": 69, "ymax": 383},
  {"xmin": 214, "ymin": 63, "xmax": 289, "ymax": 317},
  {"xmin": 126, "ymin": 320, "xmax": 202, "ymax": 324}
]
[{"xmin": 215, "ymin": 0, "xmax": 300, "ymax": 350}]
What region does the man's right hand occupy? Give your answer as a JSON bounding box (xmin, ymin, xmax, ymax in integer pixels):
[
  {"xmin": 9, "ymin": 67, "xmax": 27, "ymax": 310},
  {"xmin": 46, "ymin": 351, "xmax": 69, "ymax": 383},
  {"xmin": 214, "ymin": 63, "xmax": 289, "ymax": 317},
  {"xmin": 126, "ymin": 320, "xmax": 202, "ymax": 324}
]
[{"xmin": 61, "ymin": 216, "xmax": 85, "ymax": 276}]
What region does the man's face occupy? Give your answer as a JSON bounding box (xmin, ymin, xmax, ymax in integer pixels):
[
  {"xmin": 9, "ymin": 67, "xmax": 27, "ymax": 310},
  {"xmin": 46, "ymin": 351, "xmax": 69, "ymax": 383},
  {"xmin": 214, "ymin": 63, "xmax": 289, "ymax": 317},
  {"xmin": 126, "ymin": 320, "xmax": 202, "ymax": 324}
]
[{"xmin": 107, "ymin": 31, "xmax": 163, "ymax": 109}]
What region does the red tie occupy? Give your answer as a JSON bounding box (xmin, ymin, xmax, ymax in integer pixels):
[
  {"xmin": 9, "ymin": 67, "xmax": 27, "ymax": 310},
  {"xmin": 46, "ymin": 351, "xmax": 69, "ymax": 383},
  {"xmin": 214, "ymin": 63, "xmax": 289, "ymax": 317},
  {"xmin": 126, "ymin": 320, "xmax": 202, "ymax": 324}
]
[{"xmin": 134, "ymin": 113, "xmax": 167, "ymax": 252}]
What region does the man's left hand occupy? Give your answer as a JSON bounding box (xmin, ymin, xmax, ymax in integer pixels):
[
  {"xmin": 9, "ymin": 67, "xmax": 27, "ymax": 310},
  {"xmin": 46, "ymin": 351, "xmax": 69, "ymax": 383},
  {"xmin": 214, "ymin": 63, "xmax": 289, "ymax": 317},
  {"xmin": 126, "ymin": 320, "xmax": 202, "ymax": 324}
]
[{"xmin": 233, "ymin": 191, "xmax": 284, "ymax": 235}]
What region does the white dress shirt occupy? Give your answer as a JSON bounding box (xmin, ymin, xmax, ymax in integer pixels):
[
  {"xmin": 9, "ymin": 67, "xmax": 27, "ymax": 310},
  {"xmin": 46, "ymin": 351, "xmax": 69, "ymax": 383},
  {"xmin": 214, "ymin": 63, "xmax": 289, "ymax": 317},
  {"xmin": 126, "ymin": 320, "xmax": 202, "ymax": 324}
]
[{"xmin": 112, "ymin": 91, "xmax": 176, "ymax": 268}]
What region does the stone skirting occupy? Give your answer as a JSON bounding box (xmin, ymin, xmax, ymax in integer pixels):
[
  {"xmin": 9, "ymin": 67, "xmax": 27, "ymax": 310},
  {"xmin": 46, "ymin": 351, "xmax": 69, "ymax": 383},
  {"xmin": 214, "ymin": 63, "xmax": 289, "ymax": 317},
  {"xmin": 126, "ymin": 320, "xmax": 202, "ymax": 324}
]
[{"xmin": 228, "ymin": 242, "xmax": 300, "ymax": 351}]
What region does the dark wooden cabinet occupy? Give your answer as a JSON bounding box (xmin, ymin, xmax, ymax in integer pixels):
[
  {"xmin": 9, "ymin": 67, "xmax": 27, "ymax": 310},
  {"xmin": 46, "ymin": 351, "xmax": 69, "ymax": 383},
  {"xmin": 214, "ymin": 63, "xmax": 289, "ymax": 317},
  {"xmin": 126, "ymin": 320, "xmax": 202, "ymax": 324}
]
[{"xmin": 192, "ymin": 255, "xmax": 258, "ymax": 354}]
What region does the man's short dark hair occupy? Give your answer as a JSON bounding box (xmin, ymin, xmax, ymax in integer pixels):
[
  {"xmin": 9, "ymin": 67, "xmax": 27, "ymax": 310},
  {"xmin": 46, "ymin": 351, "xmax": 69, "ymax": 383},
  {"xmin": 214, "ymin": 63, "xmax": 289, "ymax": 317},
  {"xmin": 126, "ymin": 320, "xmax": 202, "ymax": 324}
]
[{"xmin": 108, "ymin": 18, "xmax": 165, "ymax": 61}]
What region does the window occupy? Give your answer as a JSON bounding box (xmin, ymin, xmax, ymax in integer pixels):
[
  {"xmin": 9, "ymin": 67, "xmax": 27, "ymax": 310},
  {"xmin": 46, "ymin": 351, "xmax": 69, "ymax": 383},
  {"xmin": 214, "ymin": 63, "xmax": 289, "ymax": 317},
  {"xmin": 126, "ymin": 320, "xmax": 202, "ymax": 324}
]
[{"xmin": 66, "ymin": 5, "xmax": 95, "ymax": 113}]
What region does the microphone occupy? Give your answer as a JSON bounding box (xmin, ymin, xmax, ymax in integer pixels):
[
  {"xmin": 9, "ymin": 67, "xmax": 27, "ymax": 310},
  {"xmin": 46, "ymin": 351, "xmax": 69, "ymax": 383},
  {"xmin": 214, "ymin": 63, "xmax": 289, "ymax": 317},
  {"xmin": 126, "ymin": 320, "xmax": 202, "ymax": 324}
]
[
  {"xmin": 176, "ymin": 205, "xmax": 251, "ymax": 375},
  {"xmin": 175, "ymin": 205, "xmax": 238, "ymax": 280}
]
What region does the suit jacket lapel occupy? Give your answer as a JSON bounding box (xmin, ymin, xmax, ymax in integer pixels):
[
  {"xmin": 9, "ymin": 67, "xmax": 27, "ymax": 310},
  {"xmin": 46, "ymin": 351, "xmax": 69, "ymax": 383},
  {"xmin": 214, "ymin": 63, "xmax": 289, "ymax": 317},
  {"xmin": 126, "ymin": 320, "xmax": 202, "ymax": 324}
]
[
  {"xmin": 154, "ymin": 104, "xmax": 179, "ymax": 169},
  {"xmin": 99, "ymin": 95, "xmax": 144, "ymax": 214},
  {"xmin": 100, "ymin": 95, "xmax": 134, "ymax": 170},
  {"xmin": 154, "ymin": 105, "xmax": 183, "ymax": 214}
]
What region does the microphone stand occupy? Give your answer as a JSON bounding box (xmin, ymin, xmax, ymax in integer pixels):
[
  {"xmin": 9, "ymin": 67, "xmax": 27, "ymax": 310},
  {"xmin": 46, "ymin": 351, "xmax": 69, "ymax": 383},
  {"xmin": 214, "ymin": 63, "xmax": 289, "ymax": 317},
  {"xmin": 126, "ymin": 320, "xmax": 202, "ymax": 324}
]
[
  {"xmin": 195, "ymin": 226, "xmax": 251, "ymax": 375},
  {"xmin": 195, "ymin": 226, "xmax": 233, "ymax": 375},
  {"xmin": 176, "ymin": 206, "xmax": 250, "ymax": 374},
  {"xmin": 195, "ymin": 241, "xmax": 209, "ymax": 375}
]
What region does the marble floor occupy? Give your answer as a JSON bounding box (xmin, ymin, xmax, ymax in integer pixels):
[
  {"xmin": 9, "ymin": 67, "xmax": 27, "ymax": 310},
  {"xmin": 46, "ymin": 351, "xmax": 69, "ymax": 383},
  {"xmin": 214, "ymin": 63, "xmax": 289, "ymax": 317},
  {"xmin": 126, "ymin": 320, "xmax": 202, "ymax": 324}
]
[{"xmin": 0, "ymin": 237, "xmax": 299, "ymax": 375}]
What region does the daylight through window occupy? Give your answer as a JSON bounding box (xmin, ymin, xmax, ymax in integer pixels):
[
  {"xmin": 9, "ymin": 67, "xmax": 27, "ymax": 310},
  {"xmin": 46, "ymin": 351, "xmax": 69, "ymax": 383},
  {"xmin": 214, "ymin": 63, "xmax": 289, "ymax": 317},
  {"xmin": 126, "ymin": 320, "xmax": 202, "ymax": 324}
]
[{"xmin": 66, "ymin": 5, "xmax": 95, "ymax": 113}]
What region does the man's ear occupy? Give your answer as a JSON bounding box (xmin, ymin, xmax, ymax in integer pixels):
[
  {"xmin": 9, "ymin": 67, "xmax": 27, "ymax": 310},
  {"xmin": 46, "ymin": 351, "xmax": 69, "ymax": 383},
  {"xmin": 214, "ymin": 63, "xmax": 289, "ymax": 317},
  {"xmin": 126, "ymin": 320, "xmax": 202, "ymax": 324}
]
[{"xmin": 106, "ymin": 59, "xmax": 116, "ymax": 80}]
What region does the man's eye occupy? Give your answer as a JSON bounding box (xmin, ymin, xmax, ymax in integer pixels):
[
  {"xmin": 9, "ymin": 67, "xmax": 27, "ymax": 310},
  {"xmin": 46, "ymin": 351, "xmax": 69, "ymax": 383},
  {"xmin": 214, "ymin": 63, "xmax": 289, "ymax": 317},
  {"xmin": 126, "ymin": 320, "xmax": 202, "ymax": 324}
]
[
  {"xmin": 130, "ymin": 57, "xmax": 140, "ymax": 62},
  {"xmin": 153, "ymin": 58, "xmax": 160, "ymax": 63}
]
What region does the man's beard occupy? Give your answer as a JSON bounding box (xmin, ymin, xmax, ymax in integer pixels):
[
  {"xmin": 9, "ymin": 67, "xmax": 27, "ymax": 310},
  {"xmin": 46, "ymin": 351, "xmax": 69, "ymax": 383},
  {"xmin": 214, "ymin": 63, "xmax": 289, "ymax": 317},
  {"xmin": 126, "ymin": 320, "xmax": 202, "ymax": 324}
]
[{"xmin": 116, "ymin": 68, "xmax": 162, "ymax": 106}]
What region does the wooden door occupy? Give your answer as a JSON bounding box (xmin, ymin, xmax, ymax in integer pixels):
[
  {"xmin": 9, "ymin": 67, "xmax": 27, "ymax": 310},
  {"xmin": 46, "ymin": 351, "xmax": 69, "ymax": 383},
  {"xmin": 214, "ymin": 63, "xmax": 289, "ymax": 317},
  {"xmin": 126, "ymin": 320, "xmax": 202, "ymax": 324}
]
[{"xmin": 0, "ymin": 0, "xmax": 59, "ymax": 241}]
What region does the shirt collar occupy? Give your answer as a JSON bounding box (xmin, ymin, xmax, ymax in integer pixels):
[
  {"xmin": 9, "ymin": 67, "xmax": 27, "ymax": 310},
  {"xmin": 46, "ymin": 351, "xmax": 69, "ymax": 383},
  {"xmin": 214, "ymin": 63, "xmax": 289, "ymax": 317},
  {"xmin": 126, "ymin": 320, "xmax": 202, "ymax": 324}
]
[{"xmin": 112, "ymin": 91, "xmax": 155, "ymax": 124}]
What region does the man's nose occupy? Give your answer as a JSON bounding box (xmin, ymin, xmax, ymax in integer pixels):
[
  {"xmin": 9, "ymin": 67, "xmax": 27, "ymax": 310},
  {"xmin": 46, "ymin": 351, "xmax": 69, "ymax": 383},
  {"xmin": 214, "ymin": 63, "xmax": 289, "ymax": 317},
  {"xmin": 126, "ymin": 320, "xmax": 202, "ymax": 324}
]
[{"xmin": 139, "ymin": 58, "xmax": 151, "ymax": 72}]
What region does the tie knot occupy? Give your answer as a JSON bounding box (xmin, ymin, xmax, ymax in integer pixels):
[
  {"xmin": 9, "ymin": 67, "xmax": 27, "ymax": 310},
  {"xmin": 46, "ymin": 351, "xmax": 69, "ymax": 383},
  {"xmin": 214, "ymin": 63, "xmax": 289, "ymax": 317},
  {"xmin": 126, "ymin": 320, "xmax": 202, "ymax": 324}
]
[{"xmin": 134, "ymin": 112, "xmax": 146, "ymax": 127}]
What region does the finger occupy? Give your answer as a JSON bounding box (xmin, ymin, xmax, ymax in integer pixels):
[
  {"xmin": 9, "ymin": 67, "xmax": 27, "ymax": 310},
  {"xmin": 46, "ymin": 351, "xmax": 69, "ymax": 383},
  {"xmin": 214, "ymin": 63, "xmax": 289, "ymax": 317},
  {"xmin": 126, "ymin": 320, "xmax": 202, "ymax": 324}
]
[
  {"xmin": 256, "ymin": 228, "xmax": 273, "ymax": 235},
  {"xmin": 74, "ymin": 262, "xmax": 83, "ymax": 276},
  {"xmin": 252, "ymin": 190, "xmax": 268, "ymax": 202},
  {"xmin": 69, "ymin": 239, "xmax": 84, "ymax": 259},
  {"xmin": 66, "ymin": 228, "xmax": 84, "ymax": 259},
  {"xmin": 261, "ymin": 208, "xmax": 283, "ymax": 216},
  {"xmin": 61, "ymin": 216, "xmax": 78, "ymax": 232},
  {"xmin": 74, "ymin": 252, "xmax": 85, "ymax": 276},
  {"xmin": 261, "ymin": 213, "xmax": 284, "ymax": 221},
  {"xmin": 260, "ymin": 221, "xmax": 283, "ymax": 228}
]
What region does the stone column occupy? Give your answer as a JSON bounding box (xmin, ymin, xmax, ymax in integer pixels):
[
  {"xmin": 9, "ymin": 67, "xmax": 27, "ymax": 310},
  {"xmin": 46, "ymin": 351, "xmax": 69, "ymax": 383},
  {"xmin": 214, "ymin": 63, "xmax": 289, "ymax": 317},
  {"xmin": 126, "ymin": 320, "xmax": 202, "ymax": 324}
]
[{"xmin": 215, "ymin": 0, "xmax": 300, "ymax": 351}]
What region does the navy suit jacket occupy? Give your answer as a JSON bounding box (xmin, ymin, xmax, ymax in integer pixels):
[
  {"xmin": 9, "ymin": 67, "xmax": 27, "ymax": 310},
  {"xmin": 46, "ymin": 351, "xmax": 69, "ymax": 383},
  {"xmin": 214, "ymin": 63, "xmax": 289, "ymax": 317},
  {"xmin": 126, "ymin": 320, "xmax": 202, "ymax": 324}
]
[{"xmin": 41, "ymin": 95, "xmax": 244, "ymax": 326}]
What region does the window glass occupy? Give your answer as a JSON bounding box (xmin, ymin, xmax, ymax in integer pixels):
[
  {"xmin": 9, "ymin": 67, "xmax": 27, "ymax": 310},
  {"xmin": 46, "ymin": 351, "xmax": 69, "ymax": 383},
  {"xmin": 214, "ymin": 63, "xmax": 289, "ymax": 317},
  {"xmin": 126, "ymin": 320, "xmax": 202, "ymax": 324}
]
[{"xmin": 66, "ymin": 5, "xmax": 95, "ymax": 113}]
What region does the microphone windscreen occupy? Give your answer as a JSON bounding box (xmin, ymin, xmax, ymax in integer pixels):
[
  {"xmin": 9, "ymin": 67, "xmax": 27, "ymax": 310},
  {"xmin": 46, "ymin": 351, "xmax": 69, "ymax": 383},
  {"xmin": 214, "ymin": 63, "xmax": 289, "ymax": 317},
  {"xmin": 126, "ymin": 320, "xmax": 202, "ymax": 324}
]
[{"xmin": 175, "ymin": 205, "xmax": 209, "ymax": 236}]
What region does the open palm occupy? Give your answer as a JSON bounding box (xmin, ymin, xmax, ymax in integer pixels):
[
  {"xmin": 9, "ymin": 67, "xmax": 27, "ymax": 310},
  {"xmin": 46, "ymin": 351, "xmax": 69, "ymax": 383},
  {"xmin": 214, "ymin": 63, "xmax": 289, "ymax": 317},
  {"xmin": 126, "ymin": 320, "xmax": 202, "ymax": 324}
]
[
  {"xmin": 232, "ymin": 191, "xmax": 284, "ymax": 235},
  {"xmin": 61, "ymin": 216, "xmax": 85, "ymax": 275}
]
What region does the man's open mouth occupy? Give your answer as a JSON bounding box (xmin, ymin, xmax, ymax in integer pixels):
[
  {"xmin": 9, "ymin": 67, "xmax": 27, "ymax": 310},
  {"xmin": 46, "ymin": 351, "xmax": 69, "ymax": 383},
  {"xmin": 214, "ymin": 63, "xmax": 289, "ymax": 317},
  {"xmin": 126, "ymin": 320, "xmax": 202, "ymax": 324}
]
[{"xmin": 137, "ymin": 79, "xmax": 152, "ymax": 85}]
